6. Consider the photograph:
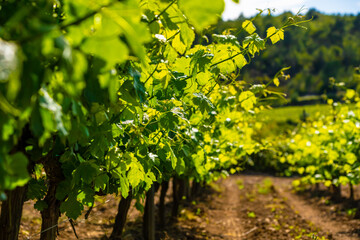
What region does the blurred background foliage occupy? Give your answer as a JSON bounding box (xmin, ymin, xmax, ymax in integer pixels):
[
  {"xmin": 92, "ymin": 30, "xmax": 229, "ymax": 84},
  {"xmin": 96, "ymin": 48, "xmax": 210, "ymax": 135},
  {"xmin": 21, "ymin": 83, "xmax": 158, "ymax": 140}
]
[{"xmin": 214, "ymin": 9, "xmax": 360, "ymax": 105}]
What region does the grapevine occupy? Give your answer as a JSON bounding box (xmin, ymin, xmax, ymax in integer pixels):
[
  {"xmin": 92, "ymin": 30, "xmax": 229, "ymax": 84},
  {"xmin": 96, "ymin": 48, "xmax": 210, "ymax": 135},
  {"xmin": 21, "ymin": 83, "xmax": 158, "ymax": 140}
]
[{"xmin": 0, "ymin": 0, "xmax": 308, "ymax": 239}]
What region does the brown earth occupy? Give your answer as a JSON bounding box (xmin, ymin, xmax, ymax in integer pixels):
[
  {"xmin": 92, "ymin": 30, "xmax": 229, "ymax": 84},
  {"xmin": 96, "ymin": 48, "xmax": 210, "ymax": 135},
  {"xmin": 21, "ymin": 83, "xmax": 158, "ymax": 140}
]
[{"xmin": 13, "ymin": 174, "xmax": 360, "ymax": 239}]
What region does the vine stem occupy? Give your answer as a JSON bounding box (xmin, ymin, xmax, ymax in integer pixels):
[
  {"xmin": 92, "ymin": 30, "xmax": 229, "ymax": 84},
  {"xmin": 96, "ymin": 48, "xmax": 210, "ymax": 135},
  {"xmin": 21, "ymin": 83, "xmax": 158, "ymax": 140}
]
[{"xmin": 148, "ymin": 0, "xmax": 177, "ymax": 25}]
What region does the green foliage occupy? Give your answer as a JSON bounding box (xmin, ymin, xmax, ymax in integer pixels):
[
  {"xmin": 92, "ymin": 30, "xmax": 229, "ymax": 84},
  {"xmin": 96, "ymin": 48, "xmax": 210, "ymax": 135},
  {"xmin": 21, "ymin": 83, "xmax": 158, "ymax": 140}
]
[
  {"xmin": 0, "ymin": 153, "xmax": 30, "ymax": 190},
  {"xmin": 179, "ymin": 0, "xmax": 224, "ymax": 31},
  {"xmin": 60, "ymin": 192, "xmax": 84, "ymax": 219},
  {"xmin": 239, "ymin": 91, "xmax": 257, "ymax": 111},
  {"xmin": 266, "ymin": 27, "xmax": 284, "ymax": 44},
  {"xmin": 242, "ymin": 20, "xmax": 256, "ymax": 34},
  {"xmin": 27, "ymin": 179, "xmax": 47, "ymax": 200},
  {"xmin": 215, "ymin": 10, "xmax": 360, "ymax": 103},
  {"xmin": 34, "ymin": 200, "xmax": 48, "ymax": 212},
  {"xmin": 236, "ymin": 179, "xmax": 244, "ymax": 190},
  {"xmin": 257, "ymin": 104, "xmax": 333, "ymax": 123},
  {"xmin": 257, "ymin": 178, "xmax": 273, "ymax": 194},
  {"xmin": 192, "ymin": 93, "xmax": 215, "ymax": 114},
  {"xmin": 0, "ymin": 0, "xmax": 306, "ymax": 221},
  {"xmin": 267, "ymin": 95, "xmax": 360, "ymax": 191}
]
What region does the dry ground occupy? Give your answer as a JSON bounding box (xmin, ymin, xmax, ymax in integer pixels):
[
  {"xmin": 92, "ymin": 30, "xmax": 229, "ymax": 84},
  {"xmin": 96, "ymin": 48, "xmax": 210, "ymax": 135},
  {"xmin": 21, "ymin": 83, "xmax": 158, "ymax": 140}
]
[{"xmin": 15, "ymin": 174, "xmax": 360, "ymax": 240}]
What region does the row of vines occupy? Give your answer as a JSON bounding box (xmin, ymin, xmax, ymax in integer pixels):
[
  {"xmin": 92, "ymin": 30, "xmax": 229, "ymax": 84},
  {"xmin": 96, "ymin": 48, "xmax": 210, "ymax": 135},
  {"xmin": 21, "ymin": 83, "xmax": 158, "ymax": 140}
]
[
  {"xmin": 0, "ymin": 0, "xmax": 308, "ymax": 239},
  {"xmin": 271, "ymin": 91, "xmax": 360, "ymax": 203}
]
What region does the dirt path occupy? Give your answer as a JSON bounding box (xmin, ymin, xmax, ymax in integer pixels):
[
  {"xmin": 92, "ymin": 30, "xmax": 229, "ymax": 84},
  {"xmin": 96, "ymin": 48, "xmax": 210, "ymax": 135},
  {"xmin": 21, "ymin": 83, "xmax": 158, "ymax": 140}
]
[
  {"xmin": 189, "ymin": 175, "xmax": 327, "ymax": 239},
  {"xmin": 272, "ymin": 177, "xmax": 360, "ymax": 240},
  {"xmin": 202, "ymin": 176, "xmax": 244, "ymax": 238},
  {"xmin": 16, "ymin": 174, "xmax": 360, "ymax": 239},
  {"xmin": 179, "ymin": 174, "xmax": 360, "ymax": 240}
]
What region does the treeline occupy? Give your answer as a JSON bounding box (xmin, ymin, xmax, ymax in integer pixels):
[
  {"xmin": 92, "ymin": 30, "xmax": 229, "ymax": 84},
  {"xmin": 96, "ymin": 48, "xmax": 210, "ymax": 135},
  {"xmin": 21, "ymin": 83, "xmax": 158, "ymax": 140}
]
[{"xmin": 215, "ymin": 9, "xmax": 360, "ymax": 104}]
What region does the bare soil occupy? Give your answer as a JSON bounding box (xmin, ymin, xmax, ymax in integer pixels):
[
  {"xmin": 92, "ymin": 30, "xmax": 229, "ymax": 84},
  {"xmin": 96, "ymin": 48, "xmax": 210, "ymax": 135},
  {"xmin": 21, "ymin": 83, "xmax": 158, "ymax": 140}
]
[{"xmin": 14, "ymin": 174, "xmax": 360, "ymax": 239}]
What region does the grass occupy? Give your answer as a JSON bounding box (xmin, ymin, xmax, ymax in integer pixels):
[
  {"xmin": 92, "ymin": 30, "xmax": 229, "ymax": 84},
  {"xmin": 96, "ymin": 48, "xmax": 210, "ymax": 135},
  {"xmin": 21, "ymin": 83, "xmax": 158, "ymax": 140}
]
[
  {"xmin": 236, "ymin": 179, "xmax": 244, "ymax": 190},
  {"xmin": 257, "ymin": 178, "xmax": 274, "ymax": 194},
  {"xmin": 247, "ymin": 211, "xmax": 256, "ymax": 218},
  {"xmin": 254, "ymin": 104, "xmax": 334, "ymax": 138},
  {"xmin": 208, "ymin": 182, "xmax": 222, "ymax": 193},
  {"xmin": 346, "ymin": 208, "xmax": 357, "ymax": 218},
  {"xmin": 258, "ymin": 104, "xmax": 332, "ymax": 123}
]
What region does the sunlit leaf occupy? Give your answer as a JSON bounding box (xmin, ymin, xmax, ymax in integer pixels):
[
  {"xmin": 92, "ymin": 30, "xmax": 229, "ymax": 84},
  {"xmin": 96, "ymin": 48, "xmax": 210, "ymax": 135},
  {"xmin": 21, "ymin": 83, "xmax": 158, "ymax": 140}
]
[
  {"xmin": 179, "ymin": 0, "xmax": 225, "ymax": 31},
  {"xmin": 81, "ymin": 37, "xmax": 128, "ymax": 69},
  {"xmin": 274, "ymin": 77, "xmax": 280, "ymax": 87},
  {"xmin": 242, "ymin": 20, "xmax": 256, "ymax": 34},
  {"xmin": 2, "ymin": 153, "xmax": 30, "ymax": 190},
  {"xmin": 266, "ymin": 26, "xmax": 284, "ymax": 44},
  {"xmin": 239, "ymin": 91, "xmax": 256, "ymax": 111}
]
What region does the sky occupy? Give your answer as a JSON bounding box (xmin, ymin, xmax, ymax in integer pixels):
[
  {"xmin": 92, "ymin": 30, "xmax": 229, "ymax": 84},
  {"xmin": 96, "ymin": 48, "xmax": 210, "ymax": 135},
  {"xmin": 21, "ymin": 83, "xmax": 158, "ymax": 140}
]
[{"xmin": 222, "ymin": 0, "xmax": 360, "ymax": 20}]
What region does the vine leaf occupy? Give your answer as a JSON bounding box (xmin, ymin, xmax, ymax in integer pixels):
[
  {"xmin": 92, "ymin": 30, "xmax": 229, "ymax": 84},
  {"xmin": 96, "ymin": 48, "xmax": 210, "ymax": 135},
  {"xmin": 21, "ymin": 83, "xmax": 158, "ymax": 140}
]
[
  {"xmin": 267, "ymin": 27, "xmax": 284, "ymax": 44},
  {"xmin": 242, "ymin": 20, "xmax": 256, "ymax": 34},
  {"xmin": 212, "ymin": 34, "xmax": 240, "ymax": 47},
  {"xmin": 78, "ymin": 187, "xmax": 95, "ymax": 207},
  {"xmin": 234, "ymin": 54, "xmax": 247, "ymax": 69},
  {"xmin": 82, "ymin": 37, "xmax": 129, "ymax": 69},
  {"xmin": 173, "ymin": 33, "xmax": 187, "ymax": 54},
  {"xmin": 73, "ymin": 162, "xmax": 99, "ymax": 184},
  {"xmin": 56, "ymin": 180, "xmax": 72, "ymax": 201},
  {"xmin": 2, "ymin": 153, "xmax": 30, "ymax": 189},
  {"xmin": 94, "ymin": 174, "xmax": 109, "ymax": 191},
  {"xmin": 193, "ymin": 92, "xmax": 215, "ymax": 114},
  {"xmin": 119, "ymin": 173, "xmax": 130, "ymax": 198},
  {"xmin": 239, "ymin": 91, "xmax": 256, "ymax": 111},
  {"xmin": 274, "ymin": 77, "xmax": 280, "ymax": 87},
  {"xmin": 178, "ymin": 0, "xmax": 225, "ymax": 31},
  {"xmin": 127, "ymin": 160, "xmax": 145, "ymax": 188},
  {"xmin": 119, "ymin": 80, "xmax": 140, "ymax": 106},
  {"xmin": 190, "ymin": 49, "xmax": 213, "ymax": 73},
  {"xmin": 27, "ymin": 179, "xmax": 47, "ymax": 200},
  {"xmin": 34, "ymin": 200, "xmax": 48, "ymax": 211},
  {"xmin": 39, "ymin": 88, "xmax": 68, "ymax": 136},
  {"xmin": 60, "ymin": 192, "xmax": 84, "ymax": 219},
  {"xmin": 243, "ymin": 33, "xmax": 265, "ymax": 55}
]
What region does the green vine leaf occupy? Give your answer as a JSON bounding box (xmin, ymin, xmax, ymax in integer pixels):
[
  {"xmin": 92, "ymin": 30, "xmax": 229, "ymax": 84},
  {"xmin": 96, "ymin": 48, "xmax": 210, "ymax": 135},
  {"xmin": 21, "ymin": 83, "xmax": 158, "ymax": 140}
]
[
  {"xmin": 242, "ymin": 20, "xmax": 256, "ymax": 34},
  {"xmin": 2, "ymin": 153, "xmax": 30, "ymax": 190},
  {"xmin": 267, "ymin": 26, "xmax": 284, "ymax": 44},
  {"xmin": 178, "ymin": 0, "xmax": 225, "ymax": 31},
  {"xmin": 60, "ymin": 192, "xmax": 84, "ymax": 219},
  {"xmin": 243, "ymin": 33, "xmax": 265, "ymax": 56},
  {"xmin": 239, "ymin": 91, "xmax": 257, "ymax": 111},
  {"xmin": 73, "ymin": 162, "xmax": 99, "ymax": 185},
  {"xmin": 193, "ymin": 92, "xmax": 215, "ymax": 114}
]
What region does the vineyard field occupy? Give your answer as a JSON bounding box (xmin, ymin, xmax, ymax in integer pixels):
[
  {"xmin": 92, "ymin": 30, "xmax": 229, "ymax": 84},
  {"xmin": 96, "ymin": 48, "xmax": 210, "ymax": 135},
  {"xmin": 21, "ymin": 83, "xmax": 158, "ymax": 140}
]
[
  {"xmin": 258, "ymin": 104, "xmax": 331, "ymax": 123},
  {"xmin": 1, "ymin": 0, "xmax": 360, "ymax": 239}
]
